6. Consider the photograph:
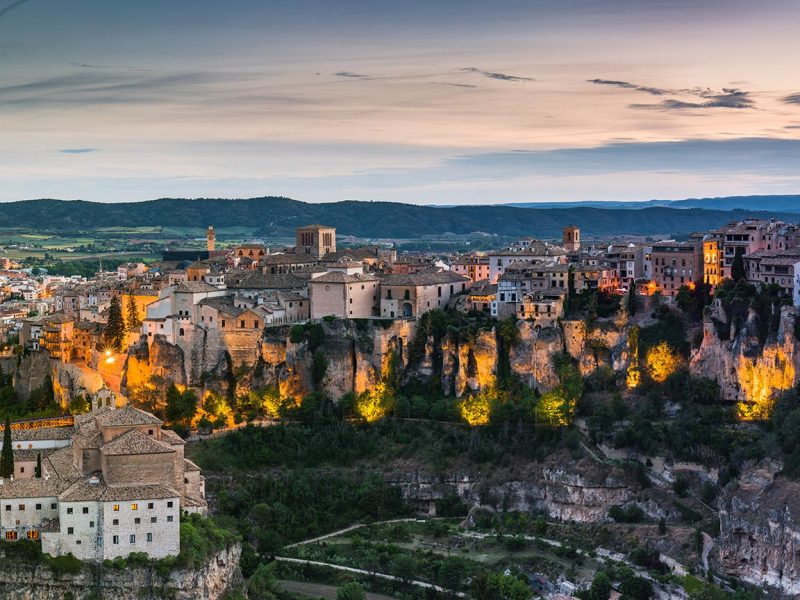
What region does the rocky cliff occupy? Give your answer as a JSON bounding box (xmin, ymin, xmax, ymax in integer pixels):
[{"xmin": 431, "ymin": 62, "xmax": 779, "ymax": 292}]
[
  {"xmin": 120, "ymin": 315, "xmax": 633, "ymax": 402},
  {"xmin": 691, "ymin": 305, "xmax": 799, "ymax": 418},
  {"xmin": 719, "ymin": 462, "xmax": 800, "ymax": 596},
  {"xmin": 0, "ymin": 544, "xmax": 244, "ymax": 600},
  {"xmin": 389, "ymin": 452, "xmax": 638, "ymax": 523}
]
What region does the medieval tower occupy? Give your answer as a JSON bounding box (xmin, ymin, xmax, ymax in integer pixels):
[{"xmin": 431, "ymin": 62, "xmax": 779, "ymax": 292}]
[
  {"xmin": 207, "ymin": 225, "xmax": 216, "ymax": 252},
  {"xmin": 562, "ymin": 225, "xmax": 580, "ymax": 252}
]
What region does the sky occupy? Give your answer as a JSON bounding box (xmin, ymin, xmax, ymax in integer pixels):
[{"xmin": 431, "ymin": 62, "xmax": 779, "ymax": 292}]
[{"xmin": 1, "ymin": 0, "xmax": 800, "ymax": 205}]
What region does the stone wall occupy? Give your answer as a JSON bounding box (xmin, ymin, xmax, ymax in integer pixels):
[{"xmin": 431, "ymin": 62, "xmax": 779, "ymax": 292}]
[{"xmin": 0, "ymin": 543, "xmax": 244, "ymax": 600}]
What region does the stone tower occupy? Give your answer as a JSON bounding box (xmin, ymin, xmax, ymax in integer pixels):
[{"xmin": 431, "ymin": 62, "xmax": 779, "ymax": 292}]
[
  {"xmin": 207, "ymin": 225, "xmax": 216, "ymax": 252},
  {"xmin": 295, "ymin": 224, "xmax": 336, "ymax": 259},
  {"xmin": 563, "ymin": 225, "xmax": 580, "ymax": 252}
]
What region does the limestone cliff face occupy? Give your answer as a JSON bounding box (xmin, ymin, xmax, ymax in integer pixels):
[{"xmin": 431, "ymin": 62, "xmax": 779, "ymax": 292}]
[
  {"xmin": 719, "ymin": 463, "xmax": 800, "ymax": 596},
  {"xmin": 0, "ymin": 544, "xmax": 244, "ymax": 600},
  {"xmin": 120, "ymin": 315, "xmax": 634, "ymax": 401},
  {"xmin": 389, "ymin": 454, "xmax": 636, "ymax": 523},
  {"xmin": 510, "ymin": 322, "xmax": 562, "ymax": 393},
  {"xmin": 691, "ymin": 306, "xmax": 798, "ymax": 415},
  {"xmin": 562, "ymin": 316, "xmax": 632, "ymax": 377}
]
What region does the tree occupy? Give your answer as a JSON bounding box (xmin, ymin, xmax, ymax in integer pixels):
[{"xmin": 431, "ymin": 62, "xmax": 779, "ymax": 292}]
[
  {"xmin": 104, "ymin": 295, "xmax": 126, "ymax": 352},
  {"xmin": 336, "ymin": 582, "xmax": 365, "ymax": 600},
  {"xmin": 0, "ymin": 414, "xmax": 13, "ymax": 478},
  {"xmin": 35, "ymin": 452, "xmax": 42, "ymax": 478},
  {"xmin": 626, "ymin": 284, "xmax": 637, "ymax": 316},
  {"xmin": 731, "ymin": 248, "xmax": 746, "ymax": 282},
  {"xmin": 126, "ymin": 294, "xmax": 142, "ymax": 333},
  {"xmin": 165, "ymin": 384, "xmax": 198, "ymax": 426},
  {"xmin": 588, "ymin": 571, "xmax": 612, "ymax": 600}
]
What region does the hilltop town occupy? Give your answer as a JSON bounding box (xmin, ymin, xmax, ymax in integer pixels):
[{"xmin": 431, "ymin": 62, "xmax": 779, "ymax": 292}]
[{"xmin": 1, "ymin": 217, "xmax": 800, "ymax": 599}]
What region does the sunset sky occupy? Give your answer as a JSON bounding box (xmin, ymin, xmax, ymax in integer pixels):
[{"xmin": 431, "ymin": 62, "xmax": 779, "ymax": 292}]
[{"xmin": 1, "ymin": 0, "xmax": 800, "ymax": 204}]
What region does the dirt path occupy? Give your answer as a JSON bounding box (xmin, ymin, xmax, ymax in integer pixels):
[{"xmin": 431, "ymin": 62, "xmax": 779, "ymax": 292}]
[
  {"xmin": 273, "ymin": 556, "xmax": 466, "ymax": 597},
  {"xmin": 279, "ymin": 580, "xmax": 398, "ymax": 600}
]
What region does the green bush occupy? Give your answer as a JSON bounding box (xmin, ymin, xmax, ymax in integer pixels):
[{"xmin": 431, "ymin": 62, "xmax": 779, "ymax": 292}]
[{"xmin": 45, "ymin": 553, "xmax": 83, "ymax": 576}]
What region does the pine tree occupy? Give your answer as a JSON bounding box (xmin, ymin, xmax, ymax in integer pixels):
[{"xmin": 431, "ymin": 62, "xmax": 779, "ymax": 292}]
[
  {"xmin": 104, "ymin": 295, "xmax": 126, "ymax": 352},
  {"xmin": 126, "ymin": 294, "xmax": 142, "ymax": 333},
  {"xmin": 731, "ymin": 248, "xmax": 746, "ymax": 282},
  {"xmin": 35, "ymin": 452, "xmax": 42, "ymax": 478},
  {"xmin": 0, "ymin": 414, "xmax": 13, "ymax": 478}
]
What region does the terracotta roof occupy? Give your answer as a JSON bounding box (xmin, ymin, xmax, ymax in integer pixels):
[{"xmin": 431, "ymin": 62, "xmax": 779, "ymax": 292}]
[
  {"xmin": 94, "ymin": 406, "xmax": 162, "ymax": 428},
  {"xmin": 101, "ymin": 429, "xmax": 175, "ymax": 456}
]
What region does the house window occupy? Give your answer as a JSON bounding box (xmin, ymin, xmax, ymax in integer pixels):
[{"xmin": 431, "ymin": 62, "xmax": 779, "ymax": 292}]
[
  {"xmin": 5, "ymin": 531, "xmax": 17, "ymax": 541},
  {"xmin": 67, "ymin": 507, "xmax": 73, "ymax": 514},
  {"xmin": 221, "ymin": 320, "xmax": 226, "ymax": 328},
  {"xmin": 130, "ymin": 534, "xmax": 136, "ymax": 544},
  {"xmin": 167, "ymin": 501, "xmax": 173, "ymax": 508},
  {"xmin": 113, "ymin": 505, "xmax": 120, "ymax": 512},
  {"xmin": 51, "ymin": 503, "xmax": 57, "ymax": 510},
  {"xmin": 167, "ymin": 515, "xmax": 174, "ymax": 522},
  {"xmin": 113, "ymin": 519, "xmax": 119, "ymax": 525},
  {"xmin": 90, "ymin": 521, "xmax": 94, "ymax": 528},
  {"xmin": 26, "ymin": 530, "xmax": 39, "ymax": 540},
  {"xmin": 147, "ymin": 533, "xmax": 153, "ymax": 543},
  {"xmin": 147, "ymin": 503, "xmax": 154, "ymax": 510},
  {"xmin": 240, "ymin": 320, "xmax": 245, "ymax": 328},
  {"xmin": 131, "ymin": 503, "xmax": 138, "ymax": 511},
  {"xmin": 135, "ymin": 518, "xmax": 141, "ymax": 524},
  {"xmin": 179, "ymin": 328, "xmax": 184, "ymax": 336},
  {"xmin": 67, "ymin": 527, "xmax": 74, "ymax": 535},
  {"xmin": 82, "ymin": 507, "xmax": 89, "ymax": 514},
  {"xmin": 112, "ymin": 535, "xmax": 119, "ymax": 544},
  {"xmin": 36, "ymin": 504, "xmax": 41, "ymax": 510},
  {"xmin": 151, "ymin": 517, "xmax": 157, "ymax": 523}
]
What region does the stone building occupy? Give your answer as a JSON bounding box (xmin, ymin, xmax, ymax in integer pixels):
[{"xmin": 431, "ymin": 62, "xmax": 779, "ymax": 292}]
[
  {"xmin": 296, "ymin": 224, "xmax": 336, "ymax": 259},
  {"xmin": 562, "ymin": 225, "xmax": 581, "ymax": 253},
  {"xmin": 309, "ymin": 272, "xmax": 380, "ymax": 319},
  {"xmin": 379, "ymin": 271, "xmax": 471, "ymax": 319},
  {"xmin": 450, "ymin": 255, "xmax": 490, "ymax": 282},
  {"xmin": 1, "ymin": 406, "xmax": 205, "ymax": 561},
  {"xmin": 651, "ymin": 240, "xmax": 702, "ymax": 297}
]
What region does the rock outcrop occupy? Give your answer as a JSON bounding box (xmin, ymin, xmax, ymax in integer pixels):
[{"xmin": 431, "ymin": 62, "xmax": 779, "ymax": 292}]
[
  {"xmin": 0, "ymin": 544, "xmax": 244, "ymax": 600},
  {"xmin": 389, "ymin": 453, "xmax": 636, "ymax": 523},
  {"xmin": 719, "ymin": 462, "xmax": 800, "ymax": 596},
  {"xmin": 691, "ymin": 305, "xmax": 798, "ymax": 417},
  {"xmin": 120, "ymin": 314, "xmax": 635, "ymax": 402}
]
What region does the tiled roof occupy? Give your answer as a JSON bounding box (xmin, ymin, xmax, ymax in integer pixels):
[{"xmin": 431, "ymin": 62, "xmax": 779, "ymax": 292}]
[
  {"xmin": 11, "ymin": 427, "xmax": 73, "ymax": 441},
  {"xmin": 174, "ymin": 281, "xmax": 218, "ymax": 293},
  {"xmin": 73, "ymin": 429, "xmax": 103, "ymax": 449},
  {"xmin": 379, "ymin": 271, "xmax": 470, "ymax": 286},
  {"xmin": 259, "ymin": 253, "xmax": 316, "ymax": 265},
  {"xmin": 101, "ymin": 429, "xmax": 175, "ymax": 456},
  {"xmin": 13, "ymin": 447, "xmax": 57, "ymax": 462},
  {"xmin": 161, "ymin": 428, "xmax": 187, "ymax": 446},
  {"xmin": 43, "ymin": 447, "xmax": 81, "ymax": 483},
  {"xmin": 296, "ymin": 223, "xmax": 333, "ymax": 231},
  {"xmin": 226, "ymin": 272, "xmax": 306, "ymax": 290},
  {"xmin": 94, "ymin": 406, "xmax": 162, "ymax": 427},
  {"xmin": 0, "ymin": 477, "xmax": 66, "ymax": 499},
  {"xmin": 311, "ymin": 272, "xmax": 378, "ymax": 284},
  {"xmin": 183, "ymin": 458, "xmax": 201, "ymax": 472},
  {"xmin": 60, "ymin": 475, "xmax": 179, "ymax": 502}
]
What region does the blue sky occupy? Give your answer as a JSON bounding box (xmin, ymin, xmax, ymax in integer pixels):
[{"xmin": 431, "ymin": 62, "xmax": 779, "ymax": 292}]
[{"xmin": 1, "ymin": 0, "xmax": 800, "ymax": 204}]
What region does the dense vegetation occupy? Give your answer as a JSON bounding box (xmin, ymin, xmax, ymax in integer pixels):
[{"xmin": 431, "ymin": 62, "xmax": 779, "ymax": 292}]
[{"xmin": 0, "ymin": 197, "xmax": 793, "ymax": 238}]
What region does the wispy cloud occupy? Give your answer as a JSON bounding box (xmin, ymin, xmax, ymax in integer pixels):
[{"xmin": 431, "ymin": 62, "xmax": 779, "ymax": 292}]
[
  {"xmin": 589, "ymin": 78, "xmax": 755, "ymax": 110},
  {"xmin": 70, "ymin": 62, "xmax": 156, "ymax": 72},
  {"xmin": 782, "ymin": 92, "xmax": 800, "ymax": 105},
  {"xmin": 334, "ymin": 71, "xmax": 368, "ymax": 78},
  {"xmin": 460, "ymin": 67, "xmax": 533, "ymax": 82},
  {"xmin": 0, "ymin": 0, "xmax": 30, "ymax": 19},
  {"xmin": 59, "ymin": 148, "xmax": 97, "ymax": 154}
]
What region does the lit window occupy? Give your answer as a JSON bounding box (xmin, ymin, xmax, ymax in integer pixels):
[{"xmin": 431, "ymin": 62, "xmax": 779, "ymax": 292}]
[
  {"xmin": 131, "ymin": 503, "xmax": 138, "ymax": 511},
  {"xmin": 26, "ymin": 530, "xmax": 39, "ymax": 540},
  {"xmin": 113, "ymin": 505, "xmax": 120, "ymax": 512},
  {"xmin": 5, "ymin": 531, "xmax": 18, "ymax": 541}
]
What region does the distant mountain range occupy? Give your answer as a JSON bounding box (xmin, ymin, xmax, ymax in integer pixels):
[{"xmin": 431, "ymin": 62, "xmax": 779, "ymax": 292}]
[
  {"xmin": 503, "ymin": 195, "xmax": 800, "ymax": 212},
  {"xmin": 0, "ymin": 196, "xmax": 797, "ymax": 239}
]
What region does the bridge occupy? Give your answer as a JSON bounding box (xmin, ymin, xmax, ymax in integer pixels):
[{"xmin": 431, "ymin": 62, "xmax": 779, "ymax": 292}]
[{"xmin": 0, "ymin": 415, "xmax": 75, "ymax": 431}]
